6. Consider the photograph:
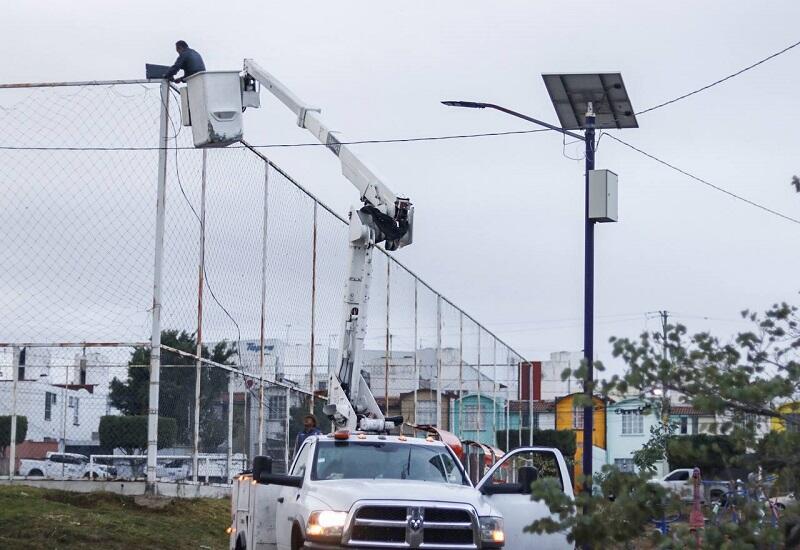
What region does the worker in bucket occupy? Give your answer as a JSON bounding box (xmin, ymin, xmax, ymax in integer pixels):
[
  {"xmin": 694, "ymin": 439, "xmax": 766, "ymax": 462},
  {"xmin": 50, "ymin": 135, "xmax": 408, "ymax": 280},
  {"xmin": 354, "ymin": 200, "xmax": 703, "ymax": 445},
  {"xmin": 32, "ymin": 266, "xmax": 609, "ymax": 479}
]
[
  {"xmin": 164, "ymin": 40, "xmax": 205, "ymax": 83},
  {"xmin": 294, "ymin": 415, "xmax": 322, "ymax": 455}
]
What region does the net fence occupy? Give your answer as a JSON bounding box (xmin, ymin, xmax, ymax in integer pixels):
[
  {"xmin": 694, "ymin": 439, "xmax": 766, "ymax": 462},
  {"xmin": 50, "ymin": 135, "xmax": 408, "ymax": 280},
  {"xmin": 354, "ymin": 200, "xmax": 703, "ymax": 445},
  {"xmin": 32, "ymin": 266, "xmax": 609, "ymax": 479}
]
[{"xmin": 0, "ymin": 81, "xmax": 527, "ymax": 483}]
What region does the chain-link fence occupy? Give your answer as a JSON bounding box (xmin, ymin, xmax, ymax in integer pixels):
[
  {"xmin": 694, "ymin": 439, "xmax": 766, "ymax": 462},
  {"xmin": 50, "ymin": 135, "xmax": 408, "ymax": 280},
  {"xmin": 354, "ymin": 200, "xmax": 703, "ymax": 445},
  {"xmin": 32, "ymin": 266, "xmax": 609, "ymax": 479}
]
[{"xmin": 0, "ymin": 79, "xmax": 528, "ymax": 486}]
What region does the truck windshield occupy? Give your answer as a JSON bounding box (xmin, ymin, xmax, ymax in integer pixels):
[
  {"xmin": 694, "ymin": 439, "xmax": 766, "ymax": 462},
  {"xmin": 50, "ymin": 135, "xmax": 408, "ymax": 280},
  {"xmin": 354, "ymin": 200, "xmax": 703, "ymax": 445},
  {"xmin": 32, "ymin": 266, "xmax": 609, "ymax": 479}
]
[{"xmin": 312, "ymin": 441, "xmax": 468, "ymax": 485}]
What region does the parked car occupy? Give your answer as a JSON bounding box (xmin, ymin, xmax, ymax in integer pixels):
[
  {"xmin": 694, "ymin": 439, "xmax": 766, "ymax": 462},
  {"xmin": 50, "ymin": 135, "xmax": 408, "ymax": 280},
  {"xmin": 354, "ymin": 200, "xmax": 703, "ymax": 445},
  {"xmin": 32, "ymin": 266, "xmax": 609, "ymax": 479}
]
[{"xmin": 18, "ymin": 452, "xmax": 116, "ymax": 480}]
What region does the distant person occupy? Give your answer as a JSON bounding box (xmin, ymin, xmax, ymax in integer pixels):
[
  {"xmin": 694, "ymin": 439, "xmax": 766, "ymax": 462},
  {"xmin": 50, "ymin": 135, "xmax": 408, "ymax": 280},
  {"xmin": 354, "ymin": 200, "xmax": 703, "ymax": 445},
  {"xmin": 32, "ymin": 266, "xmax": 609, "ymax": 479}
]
[
  {"xmin": 294, "ymin": 415, "xmax": 322, "ymax": 454},
  {"xmin": 164, "ymin": 40, "xmax": 205, "ymax": 82}
]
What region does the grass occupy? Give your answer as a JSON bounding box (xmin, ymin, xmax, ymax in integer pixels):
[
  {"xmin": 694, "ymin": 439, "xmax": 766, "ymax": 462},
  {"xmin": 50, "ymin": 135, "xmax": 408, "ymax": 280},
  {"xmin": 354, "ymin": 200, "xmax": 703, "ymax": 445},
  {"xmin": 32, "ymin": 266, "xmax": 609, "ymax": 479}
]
[{"xmin": 0, "ymin": 485, "xmax": 230, "ymax": 549}]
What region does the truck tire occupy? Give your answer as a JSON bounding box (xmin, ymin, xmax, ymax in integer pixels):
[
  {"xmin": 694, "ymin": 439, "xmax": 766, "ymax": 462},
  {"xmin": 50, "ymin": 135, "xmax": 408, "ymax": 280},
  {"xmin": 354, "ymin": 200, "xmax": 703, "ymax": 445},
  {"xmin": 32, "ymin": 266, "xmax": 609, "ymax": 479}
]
[
  {"xmin": 291, "ymin": 523, "xmax": 304, "ymax": 550},
  {"xmin": 29, "ymin": 469, "xmax": 44, "ymax": 477}
]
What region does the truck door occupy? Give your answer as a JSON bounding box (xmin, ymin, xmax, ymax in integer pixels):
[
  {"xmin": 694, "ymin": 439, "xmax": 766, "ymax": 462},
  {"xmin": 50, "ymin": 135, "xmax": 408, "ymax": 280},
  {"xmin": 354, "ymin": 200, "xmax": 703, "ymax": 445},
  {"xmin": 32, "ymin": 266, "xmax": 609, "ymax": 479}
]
[{"xmin": 476, "ymin": 447, "xmax": 574, "ymax": 550}]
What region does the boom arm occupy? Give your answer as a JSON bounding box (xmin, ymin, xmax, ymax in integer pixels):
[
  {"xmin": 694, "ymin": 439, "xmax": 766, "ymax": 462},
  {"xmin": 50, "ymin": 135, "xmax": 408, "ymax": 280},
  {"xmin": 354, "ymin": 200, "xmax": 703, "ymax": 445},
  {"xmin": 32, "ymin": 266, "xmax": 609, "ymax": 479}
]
[{"xmin": 244, "ymin": 59, "xmax": 412, "ymax": 431}]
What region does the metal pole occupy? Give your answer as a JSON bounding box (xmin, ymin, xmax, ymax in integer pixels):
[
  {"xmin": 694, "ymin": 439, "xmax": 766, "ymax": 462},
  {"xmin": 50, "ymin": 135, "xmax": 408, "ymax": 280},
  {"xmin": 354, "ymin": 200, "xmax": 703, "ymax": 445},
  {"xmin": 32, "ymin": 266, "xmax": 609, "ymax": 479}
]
[
  {"xmin": 582, "ymin": 103, "xmax": 596, "ymax": 495},
  {"xmin": 528, "ymin": 363, "xmax": 534, "ymax": 446},
  {"xmin": 146, "ymin": 80, "xmax": 170, "ymax": 492},
  {"xmin": 192, "ymin": 148, "xmax": 207, "ymax": 483},
  {"xmin": 384, "ymin": 261, "xmax": 390, "ymax": 415},
  {"xmin": 310, "ymin": 202, "xmax": 318, "ymax": 412},
  {"xmin": 458, "ymin": 314, "xmax": 464, "ymax": 438},
  {"xmin": 436, "ymin": 297, "xmax": 442, "ymax": 428},
  {"xmin": 492, "ymin": 340, "xmax": 497, "ymax": 448},
  {"xmin": 227, "ymin": 369, "xmax": 234, "ymax": 482},
  {"xmin": 284, "ymin": 386, "xmax": 290, "ymax": 472},
  {"xmin": 477, "ymin": 333, "xmax": 482, "ymax": 441},
  {"xmin": 413, "ymin": 281, "xmax": 418, "ymax": 424},
  {"xmin": 8, "ymin": 347, "xmax": 19, "ymax": 480},
  {"xmin": 258, "ymin": 163, "xmax": 270, "ymax": 456}
]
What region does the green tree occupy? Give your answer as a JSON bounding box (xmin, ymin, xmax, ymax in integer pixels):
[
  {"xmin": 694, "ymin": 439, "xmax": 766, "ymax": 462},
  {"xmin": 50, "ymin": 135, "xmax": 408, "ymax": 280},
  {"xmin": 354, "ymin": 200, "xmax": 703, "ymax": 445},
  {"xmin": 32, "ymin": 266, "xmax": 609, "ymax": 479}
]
[
  {"xmin": 0, "ymin": 416, "xmax": 27, "ymax": 457},
  {"xmin": 98, "ymin": 415, "xmax": 177, "ymax": 455},
  {"xmin": 109, "ymin": 330, "xmax": 236, "ymax": 450},
  {"xmin": 528, "ymin": 299, "xmax": 800, "ymax": 548}
]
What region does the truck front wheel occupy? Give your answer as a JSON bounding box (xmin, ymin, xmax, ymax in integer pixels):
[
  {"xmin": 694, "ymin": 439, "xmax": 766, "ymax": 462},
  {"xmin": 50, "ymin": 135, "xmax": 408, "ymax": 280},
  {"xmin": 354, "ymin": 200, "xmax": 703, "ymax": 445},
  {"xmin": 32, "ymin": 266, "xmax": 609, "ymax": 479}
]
[
  {"xmin": 291, "ymin": 523, "xmax": 305, "ymax": 550},
  {"xmin": 29, "ymin": 469, "xmax": 44, "ymax": 477}
]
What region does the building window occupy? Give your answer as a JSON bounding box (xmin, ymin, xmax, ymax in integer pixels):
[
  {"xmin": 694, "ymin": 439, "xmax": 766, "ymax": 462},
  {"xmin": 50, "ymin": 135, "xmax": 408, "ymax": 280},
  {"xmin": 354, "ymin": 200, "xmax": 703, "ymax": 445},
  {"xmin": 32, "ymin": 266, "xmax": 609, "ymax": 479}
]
[
  {"xmin": 615, "ymin": 458, "xmax": 635, "ymax": 473},
  {"xmin": 679, "ymin": 416, "xmax": 688, "ymax": 435},
  {"xmin": 415, "ymin": 400, "xmax": 436, "ymax": 425},
  {"xmin": 692, "ymin": 416, "xmax": 699, "ymax": 434},
  {"xmin": 573, "ymin": 407, "xmax": 584, "ymax": 430},
  {"xmin": 621, "ymin": 411, "xmax": 644, "ymax": 435},
  {"xmin": 68, "ymin": 396, "xmax": 80, "ymax": 426},
  {"xmin": 44, "ymin": 392, "xmax": 56, "ymax": 421},
  {"xmin": 462, "ymin": 404, "xmax": 479, "ymax": 431},
  {"xmin": 267, "ymin": 394, "xmax": 286, "ymax": 420}
]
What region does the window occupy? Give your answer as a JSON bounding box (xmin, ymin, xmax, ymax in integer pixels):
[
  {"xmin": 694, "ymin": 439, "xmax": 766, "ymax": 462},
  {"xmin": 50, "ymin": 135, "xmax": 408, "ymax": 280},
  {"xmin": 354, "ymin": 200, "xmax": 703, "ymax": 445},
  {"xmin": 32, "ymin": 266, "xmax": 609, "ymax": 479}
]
[
  {"xmin": 461, "ymin": 404, "xmax": 479, "ymax": 431},
  {"xmin": 573, "ymin": 407, "xmax": 584, "ymax": 430},
  {"xmin": 679, "ymin": 416, "xmax": 688, "ymax": 435},
  {"xmin": 521, "ymin": 411, "xmax": 540, "ymax": 429},
  {"xmin": 488, "ymin": 449, "xmax": 564, "ymax": 491},
  {"xmin": 621, "ymin": 412, "xmax": 644, "ymax": 435},
  {"xmin": 44, "ymin": 392, "xmax": 56, "ymax": 421},
  {"xmin": 415, "ymin": 400, "xmax": 436, "ymax": 425},
  {"xmin": 267, "ymin": 394, "xmax": 286, "ymax": 420},
  {"xmin": 291, "ymin": 442, "xmax": 312, "ymax": 477},
  {"xmin": 68, "ymin": 396, "xmax": 80, "ymax": 426},
  {"xmin": 615, "ymin": 458, "xmax": 635, "ymax": 473},
  {"xmin": 787, "ymin": 414, "xmax": 800, "ymax": 434},
  {"xmin": 692, "ymin": 416, "xmax": 699, "ymax": 434},
  {"xmin": 665, "ymin": 470, "xmax": 690, "ymax": 482}
]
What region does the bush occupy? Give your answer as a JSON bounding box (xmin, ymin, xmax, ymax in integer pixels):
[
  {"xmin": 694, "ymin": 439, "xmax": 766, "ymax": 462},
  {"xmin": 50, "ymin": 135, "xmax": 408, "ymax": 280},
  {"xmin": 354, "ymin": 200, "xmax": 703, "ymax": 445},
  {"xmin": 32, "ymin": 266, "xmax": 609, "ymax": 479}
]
[
  {"xmin": 667, "ymin": 434, "xmax": 745, "ymax": 478},
  {"xmin": 0, "ymin": 415, "xmax": 27, "ymax": 454},
  {"xmin": 98, "ymin": 415, "xmax": 177, "ymax": 454}
]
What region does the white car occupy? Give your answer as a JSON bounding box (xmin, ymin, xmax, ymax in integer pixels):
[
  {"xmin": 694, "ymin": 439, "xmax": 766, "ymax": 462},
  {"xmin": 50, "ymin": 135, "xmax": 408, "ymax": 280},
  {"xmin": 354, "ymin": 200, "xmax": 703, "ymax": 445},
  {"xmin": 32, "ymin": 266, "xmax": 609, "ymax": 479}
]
[
  {"xmin": 229, "ymin": 432, "xmax": 574, "ymax": 549},
  {"xmin": 18, "ymin": 452, "xmax": 116, "ymax": 480}
]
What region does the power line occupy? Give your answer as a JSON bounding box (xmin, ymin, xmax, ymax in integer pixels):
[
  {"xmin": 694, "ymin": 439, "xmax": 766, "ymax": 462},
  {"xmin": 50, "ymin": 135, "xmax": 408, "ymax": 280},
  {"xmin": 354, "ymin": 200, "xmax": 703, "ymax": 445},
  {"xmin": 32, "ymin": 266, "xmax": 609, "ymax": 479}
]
[
  {"xmin": 605, "ymin": 133, "xmax": 800, "ymax": 226},
  {"xmin": 0, "ymin": 128, "xmax": 551, "ymax": 152},
  {"xmin": 637, "ymin": 38, "xmax": 800, "ymax": 115}
]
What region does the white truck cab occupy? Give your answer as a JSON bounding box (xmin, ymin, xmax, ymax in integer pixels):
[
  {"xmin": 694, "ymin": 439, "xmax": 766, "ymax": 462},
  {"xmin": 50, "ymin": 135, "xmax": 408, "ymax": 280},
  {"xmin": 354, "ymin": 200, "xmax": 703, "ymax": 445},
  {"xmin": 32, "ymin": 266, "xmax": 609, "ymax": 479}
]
[{"xmin": 229, "ymin": 432, "xmax": 573, "ymax": 550}]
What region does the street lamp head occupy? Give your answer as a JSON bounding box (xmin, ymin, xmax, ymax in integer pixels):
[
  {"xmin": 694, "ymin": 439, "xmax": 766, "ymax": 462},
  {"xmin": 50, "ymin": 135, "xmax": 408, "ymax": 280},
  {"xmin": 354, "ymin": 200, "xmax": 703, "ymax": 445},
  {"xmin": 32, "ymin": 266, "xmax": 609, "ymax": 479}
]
[{"xmin": 441, "ymin": 100, "xmax": 487, "ymax": 109}]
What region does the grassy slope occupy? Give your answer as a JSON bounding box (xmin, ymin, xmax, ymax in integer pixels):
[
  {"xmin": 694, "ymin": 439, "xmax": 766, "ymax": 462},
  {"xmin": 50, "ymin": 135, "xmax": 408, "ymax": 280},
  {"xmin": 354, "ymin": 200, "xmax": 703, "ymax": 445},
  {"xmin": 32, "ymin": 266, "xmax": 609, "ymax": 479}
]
[{"xmin": 0, "ymin": 485, "xmax": 230, "ymax": 550}]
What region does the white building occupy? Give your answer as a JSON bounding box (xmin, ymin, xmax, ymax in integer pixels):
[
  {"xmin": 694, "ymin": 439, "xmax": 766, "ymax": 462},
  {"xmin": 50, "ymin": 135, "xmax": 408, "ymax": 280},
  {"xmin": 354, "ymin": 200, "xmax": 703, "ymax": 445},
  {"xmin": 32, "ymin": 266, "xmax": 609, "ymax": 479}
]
[{"xmin": 539, "ymin": 351, "xmax": 584, "ymax": 401}]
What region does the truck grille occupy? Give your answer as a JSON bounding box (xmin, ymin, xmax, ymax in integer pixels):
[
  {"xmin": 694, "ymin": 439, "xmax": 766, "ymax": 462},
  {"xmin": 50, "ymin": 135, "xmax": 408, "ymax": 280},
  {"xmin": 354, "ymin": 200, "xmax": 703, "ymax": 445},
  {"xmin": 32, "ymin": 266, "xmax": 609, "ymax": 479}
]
[{"xmin": 346, "ymin": 501, "xmax": 478, "ymax": 549}]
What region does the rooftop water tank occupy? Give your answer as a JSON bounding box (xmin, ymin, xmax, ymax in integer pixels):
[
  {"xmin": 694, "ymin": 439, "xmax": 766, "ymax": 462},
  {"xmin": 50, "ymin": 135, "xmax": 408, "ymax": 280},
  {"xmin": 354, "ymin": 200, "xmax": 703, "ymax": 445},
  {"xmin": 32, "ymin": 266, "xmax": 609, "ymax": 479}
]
[{"xmin": 184, "ymin": 71, "xmax": 243, "ymax": 147}]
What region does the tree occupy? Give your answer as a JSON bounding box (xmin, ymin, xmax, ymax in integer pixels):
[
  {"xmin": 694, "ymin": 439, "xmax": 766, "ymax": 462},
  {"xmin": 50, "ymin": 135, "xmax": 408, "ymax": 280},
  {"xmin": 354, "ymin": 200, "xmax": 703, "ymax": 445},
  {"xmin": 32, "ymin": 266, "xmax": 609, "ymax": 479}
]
[
  {"xmin": 109, "ymin": 330, "xmax": 236, "ymax": 449},
  {"xmin": 0, "ymin": 416, "xmax": 27, "ymax": 457},
  {"xmin": 528, "ymin": 299, "xmax": 800, "ymax": 548},
  {"xmin": 98, "ymin": 415, "xmax": 177, "ymax": 455}
]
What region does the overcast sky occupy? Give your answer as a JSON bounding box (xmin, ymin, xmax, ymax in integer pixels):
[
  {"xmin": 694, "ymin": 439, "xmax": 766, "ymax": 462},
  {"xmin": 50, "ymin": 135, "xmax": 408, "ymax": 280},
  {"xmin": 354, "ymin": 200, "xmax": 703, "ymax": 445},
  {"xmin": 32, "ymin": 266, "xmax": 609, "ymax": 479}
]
[{"xmin": 3, "ymin": 0, "xmax": 800, "ymax": 375}]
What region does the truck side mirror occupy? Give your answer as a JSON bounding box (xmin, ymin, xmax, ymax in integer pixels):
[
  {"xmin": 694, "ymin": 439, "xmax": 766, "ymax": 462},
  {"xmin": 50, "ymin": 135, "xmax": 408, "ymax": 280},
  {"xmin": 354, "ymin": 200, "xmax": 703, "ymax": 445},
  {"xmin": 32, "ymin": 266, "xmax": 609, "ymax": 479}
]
[
  {"xmin": 517, "ymin": 466, "xmax": 538, "ymax": 495},
  {"xmin": 253, "ymin": 455, "xmax": 272, "ymax": 480},
  {"xmin": 259, "ymin": 472, "xmax": 304, "ymax": 488}
]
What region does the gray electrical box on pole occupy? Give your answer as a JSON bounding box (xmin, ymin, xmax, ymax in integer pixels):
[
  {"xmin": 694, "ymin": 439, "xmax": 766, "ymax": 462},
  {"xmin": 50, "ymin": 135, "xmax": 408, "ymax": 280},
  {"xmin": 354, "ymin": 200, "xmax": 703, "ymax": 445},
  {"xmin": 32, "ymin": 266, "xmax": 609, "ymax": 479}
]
[{"xmin": 588, "ymin": 169, "xmax": 618, "ymax": 222}]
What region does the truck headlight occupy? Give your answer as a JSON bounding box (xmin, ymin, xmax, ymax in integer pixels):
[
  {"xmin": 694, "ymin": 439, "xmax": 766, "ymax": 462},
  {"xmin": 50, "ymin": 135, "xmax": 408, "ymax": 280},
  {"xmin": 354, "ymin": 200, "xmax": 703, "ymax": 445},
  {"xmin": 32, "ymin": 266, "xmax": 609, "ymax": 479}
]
[
  {"xmin": 479, "ymin": 516, "xmax": 505, "ymax": 547},
  {"xmin": 306, "ymin": 510, "xmax": 348, "ymax": 540}
]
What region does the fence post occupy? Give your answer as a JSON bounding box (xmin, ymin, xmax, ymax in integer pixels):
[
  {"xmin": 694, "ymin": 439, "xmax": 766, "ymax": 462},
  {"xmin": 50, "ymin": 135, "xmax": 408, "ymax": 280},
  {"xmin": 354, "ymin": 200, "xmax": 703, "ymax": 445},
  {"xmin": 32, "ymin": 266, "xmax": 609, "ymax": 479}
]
[
  {"xmin": 310, "ymin": 202, "xmax": 317, "ymax": 411},
  {"xmin": 9, "ymin": 346, "xmax": 19, "ymax": 480},
  {"xmin": 436, "ymin": 296, "xmax": 442, "ymax": 429},
  {"xmin": 492, "ymin": 340, "xmax": 497, "ymax": 448},
  {"xmin": 384, "ymin": 261, "xmax": 390, "ymax": 415},
  {"xmin": 284, "ymin": 386, "xmax": 291, "ymax": 472},
  {"xmin": 146, "ymin": 80, "xmax": 170, "ymax": 493},
  {"xmin": 258, "ymin": 162, "xmax": 270, "ymax": 456},
  {"xmin": 458, "ymin": 313, "xmax": 463, "ymax": 438},
  {"xmin": 412, "ymin": 281, "xmax": 418, "ymax": 425},
  {"xmin": 192, "ymin": 148, "xmax": 208, "ymax": 484},
  {"xmin": 227, "ymin": 369, "xmax": 234, "ymax": 482}
]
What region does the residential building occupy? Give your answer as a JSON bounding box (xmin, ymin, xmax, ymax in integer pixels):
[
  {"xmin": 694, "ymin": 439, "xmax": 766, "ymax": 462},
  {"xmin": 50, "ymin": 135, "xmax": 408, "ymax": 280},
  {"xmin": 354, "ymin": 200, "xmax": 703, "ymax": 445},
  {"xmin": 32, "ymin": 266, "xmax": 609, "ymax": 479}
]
[
  {"xmin": 539, "ymin": 351, "xmax": 584, "ymax": 401},
  {"xmin": 555, "ymin": 393, "xmax": 607, "ymax": 487},
  {"xmin": 605, "ymin": 397, "xmax": 667, "ymax": 477}
]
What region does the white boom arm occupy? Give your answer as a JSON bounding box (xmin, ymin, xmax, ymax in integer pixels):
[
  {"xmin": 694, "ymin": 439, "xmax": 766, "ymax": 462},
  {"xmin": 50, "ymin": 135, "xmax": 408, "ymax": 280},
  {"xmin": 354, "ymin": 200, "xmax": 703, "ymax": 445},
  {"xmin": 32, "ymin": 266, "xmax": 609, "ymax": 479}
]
[{"xmin": 244, "ymin": 59, "xmax": 412, "ymax": 432}]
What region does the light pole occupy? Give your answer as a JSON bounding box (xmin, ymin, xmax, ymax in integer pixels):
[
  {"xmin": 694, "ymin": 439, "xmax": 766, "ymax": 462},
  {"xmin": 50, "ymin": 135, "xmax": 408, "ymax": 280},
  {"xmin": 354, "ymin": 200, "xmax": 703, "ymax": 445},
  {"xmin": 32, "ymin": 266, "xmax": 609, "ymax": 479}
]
[{"xmin": 443, "ymin": 73, "xmax": 637, "ymax": 494}]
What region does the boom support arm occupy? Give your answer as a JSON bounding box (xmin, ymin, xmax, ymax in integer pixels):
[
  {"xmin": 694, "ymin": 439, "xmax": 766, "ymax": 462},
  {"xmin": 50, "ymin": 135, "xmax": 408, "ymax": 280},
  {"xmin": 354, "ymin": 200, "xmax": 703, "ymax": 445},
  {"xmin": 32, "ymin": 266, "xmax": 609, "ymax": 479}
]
[{"xmin": 243, "ymin": 59, "xmax": 411, "ymax": 432}]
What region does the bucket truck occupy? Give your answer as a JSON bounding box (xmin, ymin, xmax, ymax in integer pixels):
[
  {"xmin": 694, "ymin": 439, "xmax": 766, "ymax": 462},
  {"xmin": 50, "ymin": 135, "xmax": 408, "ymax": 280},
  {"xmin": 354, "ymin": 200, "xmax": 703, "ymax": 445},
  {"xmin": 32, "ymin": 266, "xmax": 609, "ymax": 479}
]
[{"xmin": 225, "ymin": 62, "xmax": 573, "ymax": 550}]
